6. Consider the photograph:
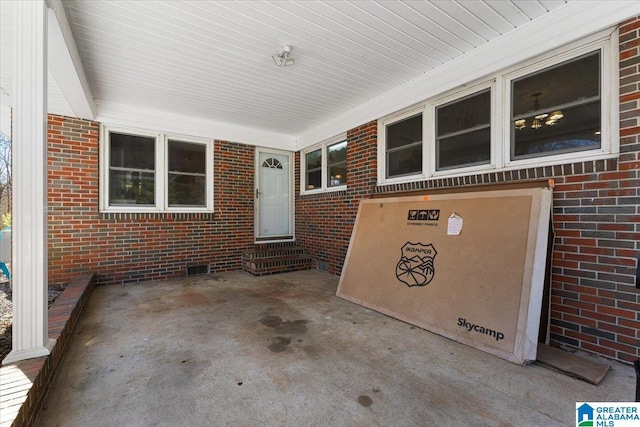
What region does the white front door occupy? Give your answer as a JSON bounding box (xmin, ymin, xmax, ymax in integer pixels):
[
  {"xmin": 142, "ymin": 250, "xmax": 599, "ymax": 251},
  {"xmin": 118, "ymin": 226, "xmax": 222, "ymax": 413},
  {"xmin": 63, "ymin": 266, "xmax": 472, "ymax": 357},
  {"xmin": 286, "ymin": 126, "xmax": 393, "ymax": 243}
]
[{"xmin": 256, "ymin": 149, "xmax": 293, "ymax": 240}]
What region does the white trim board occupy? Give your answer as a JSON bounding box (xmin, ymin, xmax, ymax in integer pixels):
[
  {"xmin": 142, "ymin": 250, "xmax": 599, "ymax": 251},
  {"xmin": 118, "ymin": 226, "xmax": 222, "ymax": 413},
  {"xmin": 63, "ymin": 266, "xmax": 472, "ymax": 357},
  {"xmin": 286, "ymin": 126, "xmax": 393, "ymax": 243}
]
[{"xmin": 96, "ymin": 100, "xmax": 296, "ymax": 150}]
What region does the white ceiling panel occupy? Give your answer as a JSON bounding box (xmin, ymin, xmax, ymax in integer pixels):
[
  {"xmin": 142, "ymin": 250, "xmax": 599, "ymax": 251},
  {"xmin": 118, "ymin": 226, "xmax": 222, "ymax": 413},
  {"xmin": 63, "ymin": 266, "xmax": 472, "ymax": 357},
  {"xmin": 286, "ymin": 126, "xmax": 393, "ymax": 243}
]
[
  {"xmin": 61, "ymin": 0, "xmax": 575, "ymax": 135},
  {"xmin": 9, "ymin": 0, "xmax": 635, "ymax": 145}
]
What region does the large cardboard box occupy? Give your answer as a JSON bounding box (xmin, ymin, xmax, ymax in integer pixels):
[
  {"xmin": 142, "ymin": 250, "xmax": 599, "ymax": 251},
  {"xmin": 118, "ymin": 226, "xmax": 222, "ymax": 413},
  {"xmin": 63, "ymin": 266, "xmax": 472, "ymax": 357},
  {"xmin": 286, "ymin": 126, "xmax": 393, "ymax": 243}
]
[{"xmin": 337, "ymin": 187, "xmax": 552, "ymax": 365}]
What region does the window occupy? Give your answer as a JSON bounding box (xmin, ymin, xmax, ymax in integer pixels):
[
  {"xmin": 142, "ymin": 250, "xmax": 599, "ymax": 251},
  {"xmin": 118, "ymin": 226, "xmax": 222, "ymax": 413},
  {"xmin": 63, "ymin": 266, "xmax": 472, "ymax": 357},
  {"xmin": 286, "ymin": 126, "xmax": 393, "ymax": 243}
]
[
  {"xmin": 510, "ymin": 51, "xmax": 601, "ymax": 160},
  {"xmin": 377, "ymin": 31, "xmax": 616, "ymax": 185},
  {"xmin": 109, "ymin": 132, "xmax": 155, "ymax": 206},
  {"xmin": 386, "ymin": 113, "xmax": 423, "ymax": 179},
  {"xmin": 327, "ymin": 140, "xmax": 347, "ymax": 187},
  {"xmin": 436, "ymin": 89, "xmax": 491, "ymax": 170},
  {"xmin": 100, "ymin": 126, "xmax": 213, "ymax": 212},
  {"xmin": 167, "ymin": 140, "xmax": 207, "ymax": 207},
  {"xmin": 305, "ymin": 149, "xmax": 322, "ymax": 190},
  {"xmin": 301, "ymin": 135, "xmax": 347, "ymax": 193}
]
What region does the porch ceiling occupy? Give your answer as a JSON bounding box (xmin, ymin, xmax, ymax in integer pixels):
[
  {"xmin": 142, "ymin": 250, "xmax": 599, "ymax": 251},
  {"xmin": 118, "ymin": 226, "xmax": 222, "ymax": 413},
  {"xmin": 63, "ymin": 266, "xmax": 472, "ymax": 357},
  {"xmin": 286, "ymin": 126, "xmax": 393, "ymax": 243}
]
[
  {"xmin": 61, "ymin": 0, "xmax": 568, "ymax": 136},
  {"xmin": 1, "ymin": 1, "xmax": 639, "ymax": 148}
]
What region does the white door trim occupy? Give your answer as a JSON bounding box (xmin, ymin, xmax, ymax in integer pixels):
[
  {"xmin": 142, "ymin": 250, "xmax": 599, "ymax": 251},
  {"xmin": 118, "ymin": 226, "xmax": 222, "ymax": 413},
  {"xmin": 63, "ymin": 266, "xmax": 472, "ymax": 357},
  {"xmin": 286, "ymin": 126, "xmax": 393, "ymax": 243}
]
[{"xmin": 255, "ymin": 147, "xmax": 295, "ymax": 242}]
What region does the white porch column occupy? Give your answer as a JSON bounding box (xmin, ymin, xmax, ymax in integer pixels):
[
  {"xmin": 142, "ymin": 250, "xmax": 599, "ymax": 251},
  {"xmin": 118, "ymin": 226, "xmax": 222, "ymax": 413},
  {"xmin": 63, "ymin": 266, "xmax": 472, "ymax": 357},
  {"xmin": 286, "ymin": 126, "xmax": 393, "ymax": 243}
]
[{"xmin": 3, "ymin": 0, "xmax": 53, "ymax": 365}]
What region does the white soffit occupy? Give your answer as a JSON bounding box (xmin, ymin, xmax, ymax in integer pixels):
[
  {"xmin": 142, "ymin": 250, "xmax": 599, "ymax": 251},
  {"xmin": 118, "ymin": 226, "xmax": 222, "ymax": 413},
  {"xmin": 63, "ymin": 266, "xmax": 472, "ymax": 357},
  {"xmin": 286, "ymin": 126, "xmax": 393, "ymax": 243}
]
[
  {"xmin": 297, "ymin": 0, "xmax": 640, "ymax": 148},
  {"xmin": 6, "ymin": 1, "xmax": 639, "ymax": 149},
  {"xmin": 62, "ymin": 0, "xmax": 572, "ymax": 142}
]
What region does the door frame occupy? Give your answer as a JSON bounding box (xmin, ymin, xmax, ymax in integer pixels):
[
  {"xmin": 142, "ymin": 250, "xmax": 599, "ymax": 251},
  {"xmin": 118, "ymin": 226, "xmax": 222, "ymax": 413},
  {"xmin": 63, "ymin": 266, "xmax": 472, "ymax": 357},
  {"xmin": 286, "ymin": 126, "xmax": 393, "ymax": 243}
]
[{"xmin": 254, "ymin": 147, "xmax": 295, "ymax": 243}]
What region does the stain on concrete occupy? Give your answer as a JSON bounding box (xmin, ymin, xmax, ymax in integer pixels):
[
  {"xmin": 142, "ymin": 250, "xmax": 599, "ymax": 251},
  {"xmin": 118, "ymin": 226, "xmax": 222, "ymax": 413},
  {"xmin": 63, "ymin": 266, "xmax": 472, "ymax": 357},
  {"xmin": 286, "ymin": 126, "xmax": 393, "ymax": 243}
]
[
  {"xmin": 358, "ymin": 395, "xmax": 373, "ymax": 407},
  {"xmin": 260, "ymin": 315, "xmax": 283, "ymax": 328},
  {"xmin": 281, "ymin": 319, "xmax": 308, "ymax": 334},
  {"xmin": 268, "ymin": 336, "xmax": 291, "ymax": 353},
  {"xmin": 259, "ymin": 315, "xmax": 309, "ymax": 335},
  {"xmin": 215, "ymin": 298, "xmax": 228, "ymax": 304}
]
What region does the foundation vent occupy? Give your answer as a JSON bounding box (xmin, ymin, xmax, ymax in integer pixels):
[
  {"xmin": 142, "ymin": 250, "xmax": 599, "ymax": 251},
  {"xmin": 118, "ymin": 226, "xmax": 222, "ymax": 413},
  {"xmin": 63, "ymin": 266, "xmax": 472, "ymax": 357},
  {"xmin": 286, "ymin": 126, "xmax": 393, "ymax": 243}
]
[{"xmin": 186, "ymin": 264, "xmax": 210, "ymax": 276}]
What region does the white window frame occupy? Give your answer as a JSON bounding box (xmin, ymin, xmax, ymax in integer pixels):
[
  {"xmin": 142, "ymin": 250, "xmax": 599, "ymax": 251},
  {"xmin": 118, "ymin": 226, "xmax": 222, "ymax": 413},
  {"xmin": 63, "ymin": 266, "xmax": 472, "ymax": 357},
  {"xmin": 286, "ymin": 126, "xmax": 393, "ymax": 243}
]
[
  {"xmin": 377, "ymin": 28, "xmax": 618, "ymax": 186},
  {"xmin": 428, "ymin": 82, "xmax": 497, "ymax": 178},
  {"xmin": 377, "ymin": 105, "xmax": 426, "ymax": 185},
  {"xmin": 503, "ymin": 32, "xmax": 618, "ymax": 169},
  {"xmin": 100, "ymin": 124, "xmax": 214, "ymax": 213},
  {"xmin": 300, "ymin": 133, "xmax": 347, "ymax": 195}
]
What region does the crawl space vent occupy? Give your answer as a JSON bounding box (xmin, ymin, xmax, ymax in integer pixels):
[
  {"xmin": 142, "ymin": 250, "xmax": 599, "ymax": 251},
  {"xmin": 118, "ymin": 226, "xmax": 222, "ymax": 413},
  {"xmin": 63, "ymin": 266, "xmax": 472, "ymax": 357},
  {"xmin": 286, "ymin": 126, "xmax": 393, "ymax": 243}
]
[{"xmin": 187, "ymin": 264, "xmax": 210, "ymax": 276}]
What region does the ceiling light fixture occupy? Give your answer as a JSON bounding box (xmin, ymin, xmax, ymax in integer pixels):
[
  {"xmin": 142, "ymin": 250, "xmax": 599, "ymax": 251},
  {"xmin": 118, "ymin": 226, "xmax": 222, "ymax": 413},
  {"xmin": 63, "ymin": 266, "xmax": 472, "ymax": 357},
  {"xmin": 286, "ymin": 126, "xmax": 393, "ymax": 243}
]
[
  {"xmin": 515, "ymin": 92, "xmax": 564, "ymax": 130},
  {"xmin": 272, "ymin": 45, "xmax": 295, "ymax": 67}
]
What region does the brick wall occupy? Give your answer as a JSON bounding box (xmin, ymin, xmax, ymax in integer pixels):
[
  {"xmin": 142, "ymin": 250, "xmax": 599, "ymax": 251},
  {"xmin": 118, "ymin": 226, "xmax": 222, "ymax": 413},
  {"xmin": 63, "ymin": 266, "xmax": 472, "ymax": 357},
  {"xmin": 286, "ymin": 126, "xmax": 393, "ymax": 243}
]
[
  {"xmin": 294, "ymin": 19, "xmax": 640, "ymax": 362},
  {"xmin": 47, "ymin": 115, "xmax": 255, "ymax": 286},
  {"xmin": 295, "ymin": 122, "xmax": 377, "ymax": 275},
  {"xmin": 548, "ymin": 17, "xmax": 640, "ymax": 362}
]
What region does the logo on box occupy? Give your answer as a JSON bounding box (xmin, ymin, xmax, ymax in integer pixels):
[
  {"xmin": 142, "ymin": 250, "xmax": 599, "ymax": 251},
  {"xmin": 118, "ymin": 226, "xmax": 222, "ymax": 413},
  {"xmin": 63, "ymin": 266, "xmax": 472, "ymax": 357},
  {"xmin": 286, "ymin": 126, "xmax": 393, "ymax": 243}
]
[{"xmin": 395, "ymin": 242, "xmax": 437, "ymax": 287}]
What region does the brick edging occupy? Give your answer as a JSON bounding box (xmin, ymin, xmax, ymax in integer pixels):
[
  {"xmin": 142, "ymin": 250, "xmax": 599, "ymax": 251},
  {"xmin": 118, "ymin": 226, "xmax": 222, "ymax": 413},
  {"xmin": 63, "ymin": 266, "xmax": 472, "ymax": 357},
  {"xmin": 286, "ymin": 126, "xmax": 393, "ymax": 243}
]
[{"xmin": 0, "ymin": 273, "xmax": 95, "ymax": 427}]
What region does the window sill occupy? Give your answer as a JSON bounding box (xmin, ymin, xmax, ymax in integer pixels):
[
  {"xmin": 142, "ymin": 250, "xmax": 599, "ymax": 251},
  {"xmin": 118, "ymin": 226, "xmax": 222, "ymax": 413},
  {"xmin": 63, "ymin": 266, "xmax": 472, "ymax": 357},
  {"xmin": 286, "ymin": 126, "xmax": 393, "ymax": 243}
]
[{"xmin": 300, "ymin": 185, "xmax": 347, "ymax": 196}]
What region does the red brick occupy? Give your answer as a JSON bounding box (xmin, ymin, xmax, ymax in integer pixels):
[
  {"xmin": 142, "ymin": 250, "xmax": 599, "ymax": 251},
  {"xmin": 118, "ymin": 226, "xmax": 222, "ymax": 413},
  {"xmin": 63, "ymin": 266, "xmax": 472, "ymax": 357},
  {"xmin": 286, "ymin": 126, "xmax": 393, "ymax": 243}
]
[
  {"xmin": 565, "ymin": 330, "xmax": 598, "ymax": 344},
  {"xmin": 600, "ymin": 339, "xmax": 637, "ymax": 355},
  {"xmin": 617, "ymin": 352, "xmax": 640, "ymax": 363},
  {"xmin": 620, "ymin": 18, "xmax": 640, "ymax": 34},
  {"xmin": 596, "ymin": 305, "xmax": 637, "ymax": 319},
  {"xmin": 580, "ymin": 310, "xmax": 617, "ymax": 323},
  {"xmin": 580, "ymin": 342, "xmax": 616, "ymax": 358}
]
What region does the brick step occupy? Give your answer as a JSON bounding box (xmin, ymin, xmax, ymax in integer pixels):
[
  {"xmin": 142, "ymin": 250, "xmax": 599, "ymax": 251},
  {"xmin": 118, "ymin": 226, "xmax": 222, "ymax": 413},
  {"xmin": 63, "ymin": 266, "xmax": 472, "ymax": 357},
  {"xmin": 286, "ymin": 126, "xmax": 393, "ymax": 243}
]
[
  {"xmin": 242, "ymin": 246, "xmax": 307, "ymax": 260},
  {"xmin": 241, "ymin": 246, "xmax": 313, "ymax": 276}
]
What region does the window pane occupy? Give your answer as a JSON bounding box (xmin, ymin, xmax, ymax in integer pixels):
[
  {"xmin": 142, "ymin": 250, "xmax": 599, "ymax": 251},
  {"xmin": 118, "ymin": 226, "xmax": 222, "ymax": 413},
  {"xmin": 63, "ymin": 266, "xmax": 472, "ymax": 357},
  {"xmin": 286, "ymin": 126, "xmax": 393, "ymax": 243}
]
[
  {"xmin": 327, "ymin": 140, "xmax": 347, "ymax": 187},
  {"xmin": 512, "ymin": 102, "xmax": 600, "ymax": 157},
  {"xmin": 437, "ymin": 90, "xmax": 490, "ymax": 136},
  {"xmin": 168, "ymin": 140, "xmax": 206, "ymax": 174},
  {"xmin": 438, "ymin": 128, "xmax": 491, "ymax": 170},
  {"xmin": 109, "ymin": 170, "xmax": 155, "ymax": 205},
  {"xmin": 305, "ymin": 149, "xmax": 322, "ymax": 190},
  {"xmin": 511, "ymin": 51, "xmax": 601, "ymax": 159},
  {"xmin": 167, "ymin": 140, "xmax": 206, "ymax": 207},
  {"xmin": 306, "ymin": 170, "xmax": 321, "ymax": 190},
  {"xmin": 306, "ymin": 149, "xmax": 322, "ymax": 169},
  {"xmin": 110, "ymin": 132, "xmax": 155, "ymax": 170},
  {"xmin": 328, "ymin": 163, "xmax": 346, "ymax": 187},
  {"xmin": 328, "ymin": 141, "xmax": 347, "ymax": 165},
  {"xmin": 387, "ymin": 145, "xmax": 422, "ymax": 178},
  {"xmin": 168, "ymin": 174, "xmax": 206, "ymax": 206},
  {"xmin": 387, "ymin": 114, "xmax": 422, "ymax": 150},
  {"xmin": 436, "ymin": 90, "xmax": 491, "ymax": 170}
]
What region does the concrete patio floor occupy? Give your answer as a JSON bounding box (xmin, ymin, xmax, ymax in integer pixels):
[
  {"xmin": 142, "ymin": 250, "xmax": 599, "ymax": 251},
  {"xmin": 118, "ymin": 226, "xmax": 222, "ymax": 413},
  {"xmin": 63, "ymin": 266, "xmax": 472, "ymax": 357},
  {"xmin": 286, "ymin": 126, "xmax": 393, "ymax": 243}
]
[{"xmin": 36, "ymin": 270, "xmax": 635, "ymax": 426}]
